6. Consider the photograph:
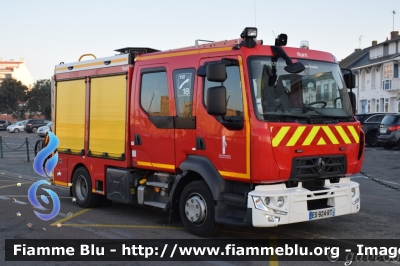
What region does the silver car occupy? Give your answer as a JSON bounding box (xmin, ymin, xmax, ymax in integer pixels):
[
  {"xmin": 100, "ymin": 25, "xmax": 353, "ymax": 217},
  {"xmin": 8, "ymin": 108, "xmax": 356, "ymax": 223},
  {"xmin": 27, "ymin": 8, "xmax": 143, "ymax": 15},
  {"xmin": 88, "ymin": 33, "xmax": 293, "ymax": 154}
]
[
  {"xmin": 37, "ymin": 122, "xmax": 52, "ymax": 137},
  {"xmin": 7, "ymin": 121, "xmax": 26, "ymax": 133}
]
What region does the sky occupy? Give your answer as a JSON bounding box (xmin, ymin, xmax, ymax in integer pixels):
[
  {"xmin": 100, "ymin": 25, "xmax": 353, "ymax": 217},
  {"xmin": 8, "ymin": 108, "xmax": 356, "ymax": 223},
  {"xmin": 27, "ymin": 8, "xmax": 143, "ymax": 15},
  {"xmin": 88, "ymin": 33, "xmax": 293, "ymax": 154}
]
[{"xmin": 1, "ymin": 0, "xmax": 399, "ymax": 82}]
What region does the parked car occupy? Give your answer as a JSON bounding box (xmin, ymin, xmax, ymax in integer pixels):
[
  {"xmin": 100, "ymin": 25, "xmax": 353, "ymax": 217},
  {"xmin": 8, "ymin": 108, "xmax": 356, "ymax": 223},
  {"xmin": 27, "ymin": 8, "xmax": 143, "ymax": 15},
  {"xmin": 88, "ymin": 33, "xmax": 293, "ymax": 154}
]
[
  {"xmin": 24, "ymin": 119, "xmax": 51, "ymax": 133},
  {"xmin": 6, "ymin": 120, "xmax": 27, "ymax": 133},
  {"xmin": 377, "ymin": 114, "xmax": 400, "ymax": 149},
  {"xmin": 37, "ymin": 122, "xmax": 52, "ymax": 137},
  {"xmin": 354, "ymin": 113, "xmax": 393, "ymax": 147},
  {"xmin": 0, "ymin": 120, "xmax": 12, "ymax": 130}
]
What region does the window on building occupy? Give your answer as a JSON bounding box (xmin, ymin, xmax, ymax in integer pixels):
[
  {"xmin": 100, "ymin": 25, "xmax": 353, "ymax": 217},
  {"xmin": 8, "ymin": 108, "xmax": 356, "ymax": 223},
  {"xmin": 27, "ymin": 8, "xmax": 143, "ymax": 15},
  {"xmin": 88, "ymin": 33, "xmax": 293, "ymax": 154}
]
[
  {"xmin": 360, "ymin": 100, "xmax": 367, "ymax": 113},
  {"xmin": 394, "ymin": 64, "xmax": 398, "ymax": 78},
  {"xmin": 371, "ymin": 68, "xmax": 375, "ymax": 89},
  {"xmin": 383, "ymin": 64, "xmax": 393, "ymax": 79},
  {"xmin": 173, "ymin": 68, "xmax": 195, "ymax": 117},
  {"xmin": 140, "ymin": 70, "xmax": 169, "ymax": 116},
  {"xmin": 204, "ymin": 65, "xmax": 243, "ymax": 117},
  {"xmin": 5, "ymin": 74, "xmax": 11, "ymax": 79},
  {"xmin": 361, "ymin": 70, "xmax": 365, "ymax": 90}
]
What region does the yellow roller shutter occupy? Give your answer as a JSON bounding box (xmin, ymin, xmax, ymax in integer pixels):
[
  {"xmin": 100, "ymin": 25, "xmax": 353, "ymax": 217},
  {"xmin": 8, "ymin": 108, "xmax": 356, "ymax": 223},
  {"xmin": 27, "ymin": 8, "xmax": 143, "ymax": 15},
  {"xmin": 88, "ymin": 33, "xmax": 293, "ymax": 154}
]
[
  {"xmin": 55, "ymin": 79, "xmax": 86, "ymax": 153},
  {"xmin": 89, "ymin": 75, "xmax": 126, "ymax": 158}
]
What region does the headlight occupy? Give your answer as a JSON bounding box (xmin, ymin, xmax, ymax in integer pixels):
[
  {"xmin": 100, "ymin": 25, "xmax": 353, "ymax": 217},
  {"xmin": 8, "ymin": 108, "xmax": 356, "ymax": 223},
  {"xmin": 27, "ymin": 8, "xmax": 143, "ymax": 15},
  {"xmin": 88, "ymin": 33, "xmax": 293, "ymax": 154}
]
[
  {"xmin": 351, "ymin": 188, "xmax": 356, "ymax": 198},
  {"xmin": 264, "ymin": 197, "xmax": 270, "ymax": 206},
  {"xmin": 252, "ymin": 196, "xmax": 287, "ymax": 215},
  {"xmin": 277, "ymin": 197, "xmax": 284, "ymax": 207}
]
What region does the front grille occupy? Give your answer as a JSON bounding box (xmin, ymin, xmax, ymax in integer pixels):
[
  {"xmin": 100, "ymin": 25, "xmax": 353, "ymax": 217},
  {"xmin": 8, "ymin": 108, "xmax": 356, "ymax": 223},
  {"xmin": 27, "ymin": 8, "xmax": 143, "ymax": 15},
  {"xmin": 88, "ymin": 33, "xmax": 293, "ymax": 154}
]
[
  {"xmin": 303, "ymin": 180, "xmax": 325, "ymax": 190},
  {"xmin": 307, "ymin": 198, "xmax": 330, "ymax": 211},
  {"xmin": 291, "ymin": 155, "xmax": 346, "ymax": 180}
]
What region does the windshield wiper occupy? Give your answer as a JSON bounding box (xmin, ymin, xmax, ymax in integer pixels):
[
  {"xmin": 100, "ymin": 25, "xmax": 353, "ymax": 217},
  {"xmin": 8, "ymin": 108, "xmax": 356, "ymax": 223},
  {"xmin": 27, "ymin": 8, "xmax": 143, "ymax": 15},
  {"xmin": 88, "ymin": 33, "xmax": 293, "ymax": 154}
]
[
  {"xmin": 307, "ymin": 114, "xmax": 354, "ymax": 123},
  {"xmin": 302, "ymin": 106, "xmax": 327, "ymax": 116},
  {"xmin": 263, "ymin": 114, "xmax": 312, "ymax": 123}
]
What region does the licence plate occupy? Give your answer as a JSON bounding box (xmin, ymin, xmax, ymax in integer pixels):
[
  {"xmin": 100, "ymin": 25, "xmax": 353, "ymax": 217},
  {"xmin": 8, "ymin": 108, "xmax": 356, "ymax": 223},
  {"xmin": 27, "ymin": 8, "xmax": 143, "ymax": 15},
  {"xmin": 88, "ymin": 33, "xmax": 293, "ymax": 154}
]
[
  {"xmin": 380, "ymin": 128, "xmax": 387, "ymax": 134},
  {"xmin": 309, "ymin": 208, "xmax": 335, "ymax": 220}
]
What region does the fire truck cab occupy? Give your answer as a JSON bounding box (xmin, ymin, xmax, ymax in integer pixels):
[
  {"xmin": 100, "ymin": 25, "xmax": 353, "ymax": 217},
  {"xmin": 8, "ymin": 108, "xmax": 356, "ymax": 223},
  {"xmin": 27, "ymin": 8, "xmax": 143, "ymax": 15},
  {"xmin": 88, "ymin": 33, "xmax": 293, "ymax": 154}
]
[{"xmin": 52, "ymin": 27, "xmax": 363, "ymax": 237}]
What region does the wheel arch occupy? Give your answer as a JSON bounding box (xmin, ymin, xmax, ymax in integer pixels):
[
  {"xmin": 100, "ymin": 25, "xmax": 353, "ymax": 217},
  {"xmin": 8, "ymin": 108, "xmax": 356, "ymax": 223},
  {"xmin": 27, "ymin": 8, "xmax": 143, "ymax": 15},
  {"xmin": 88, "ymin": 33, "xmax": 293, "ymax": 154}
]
[
  {"xmin": 175, "ymin": 155, "xmax": 226, "ymax": 201},
  {"xmin": 69, "ymin": 163, "xmax": 89, "ymax": 197}
]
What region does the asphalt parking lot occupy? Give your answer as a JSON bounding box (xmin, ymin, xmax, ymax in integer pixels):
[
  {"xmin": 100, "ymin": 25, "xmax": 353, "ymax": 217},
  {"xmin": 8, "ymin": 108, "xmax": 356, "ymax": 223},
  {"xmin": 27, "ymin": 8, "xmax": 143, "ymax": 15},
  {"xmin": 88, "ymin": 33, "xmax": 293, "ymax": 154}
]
[{"xmin": 0, "ymin": 130, "xmax": 399, "ymax": 265}]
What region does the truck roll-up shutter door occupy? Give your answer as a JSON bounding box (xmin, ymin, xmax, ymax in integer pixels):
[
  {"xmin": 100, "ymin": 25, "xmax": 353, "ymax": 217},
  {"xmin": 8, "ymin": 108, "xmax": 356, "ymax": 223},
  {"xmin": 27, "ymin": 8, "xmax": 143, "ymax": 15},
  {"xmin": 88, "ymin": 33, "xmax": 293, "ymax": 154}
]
[
  {"xmin": 89, "ymin": 75, "xmax": 127, "ymax": 159},
  {"xmin": 55, "ymin": 79, "xmax": 86, "ymax": 154}
]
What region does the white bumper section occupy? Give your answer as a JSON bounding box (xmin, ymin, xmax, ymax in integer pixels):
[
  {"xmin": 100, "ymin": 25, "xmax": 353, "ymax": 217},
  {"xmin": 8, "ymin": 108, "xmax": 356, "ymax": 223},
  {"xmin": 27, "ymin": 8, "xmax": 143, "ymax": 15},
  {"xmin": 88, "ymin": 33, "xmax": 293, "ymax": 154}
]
[{"xmin": 248, "ymin": 177, "xmax": 360, "ymax": 227}]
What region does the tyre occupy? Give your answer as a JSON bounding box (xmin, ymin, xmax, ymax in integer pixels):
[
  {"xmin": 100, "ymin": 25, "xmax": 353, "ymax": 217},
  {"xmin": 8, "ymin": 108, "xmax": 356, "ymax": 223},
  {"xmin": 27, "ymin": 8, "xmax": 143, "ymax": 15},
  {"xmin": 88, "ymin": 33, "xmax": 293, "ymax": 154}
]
[
  {"xmin": 14, "ymin": 128, "xmax": 20, "ymax": 133},
  {"xmin": 382, "ymin": 143, "xmax": 394, "ymax": 150},
  {"xmin": 34, "ymin": 140, "xmax": 44, "ymax": 156},
  {"xmin": 179, "ymin": 181, "xmax": 221, "ymax": 237},
  {"xmin": 397, "ymin": 140, "xmax": 400, "ymax": 150},
  {"xmin": 72, "ymin": 167, "xmax": 102, "ymax": 208},
  {"xmin": 32, "ymin": 128, "xmax": 38, "ymax": 133},
  {"xmin": 366, "ymin": 131, "xmax": 379, "ymax": 147}
]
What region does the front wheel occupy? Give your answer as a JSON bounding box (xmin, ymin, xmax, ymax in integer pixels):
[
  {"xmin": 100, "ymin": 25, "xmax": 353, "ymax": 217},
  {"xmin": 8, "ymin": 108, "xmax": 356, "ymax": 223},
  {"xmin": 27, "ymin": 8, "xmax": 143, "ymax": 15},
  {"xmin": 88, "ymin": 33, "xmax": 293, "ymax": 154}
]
[
  {"xmin": 14, "ymin": 128, "xmax": 20, "ymax": 133},
  {"xmin": 72, "ymin": 167, "xmax": 102, "ymax": 208},
  {"xmin": 179, "ymin": 181, "xmax": 221, "ymax": 237}
]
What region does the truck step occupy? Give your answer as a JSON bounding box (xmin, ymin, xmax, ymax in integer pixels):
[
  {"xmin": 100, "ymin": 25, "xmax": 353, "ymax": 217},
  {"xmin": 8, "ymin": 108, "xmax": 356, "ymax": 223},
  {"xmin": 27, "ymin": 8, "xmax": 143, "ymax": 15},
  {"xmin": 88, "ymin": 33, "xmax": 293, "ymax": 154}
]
[
  {"xmin": 221, "ymin": 192, "xmax": 247, "ymax": 206},
  {"xmin": 145, "ymin": 182, "xmax": 170, "ymax": 188},
  {"xmin": 216, "ymin": 215, "xmax": 245, "ymax": 225},
  {"xmin": 143, "ymin": 201, "xmax": 167, "ymax": 209}
]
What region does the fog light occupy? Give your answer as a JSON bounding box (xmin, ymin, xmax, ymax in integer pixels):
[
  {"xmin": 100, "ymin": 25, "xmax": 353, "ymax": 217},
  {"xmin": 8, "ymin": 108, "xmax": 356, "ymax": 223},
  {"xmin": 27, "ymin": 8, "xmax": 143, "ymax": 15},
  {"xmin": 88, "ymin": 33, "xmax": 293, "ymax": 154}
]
[
  {"xmin": 352, "ymin": 197, "xmax": 360, "ymax": 205},
  {"xmin": 277, "ymin": 196, "xmax": 284, "ymax": 207},
  {"xmin": 266, "ymin": 215, "xmax": 280, "ymax": 223},
  {"xmin": 351, "ymin": 188, "xmax": 356, "ymax": 198},
  {"xmin": 264, "ymin": 197, "xmax": 270, "ymax": 206}
]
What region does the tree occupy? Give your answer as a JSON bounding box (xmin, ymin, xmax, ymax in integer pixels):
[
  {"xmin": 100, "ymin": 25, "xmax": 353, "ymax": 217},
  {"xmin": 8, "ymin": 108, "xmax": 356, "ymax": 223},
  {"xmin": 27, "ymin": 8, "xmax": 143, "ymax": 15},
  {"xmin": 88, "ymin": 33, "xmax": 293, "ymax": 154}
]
[
  {"xmin": 26, "ymin": 79, "xmax": 51, "ymax": 119},
  {"xmin": 0, "ymin": 78, "xmax": 28, "ymax": 120}
]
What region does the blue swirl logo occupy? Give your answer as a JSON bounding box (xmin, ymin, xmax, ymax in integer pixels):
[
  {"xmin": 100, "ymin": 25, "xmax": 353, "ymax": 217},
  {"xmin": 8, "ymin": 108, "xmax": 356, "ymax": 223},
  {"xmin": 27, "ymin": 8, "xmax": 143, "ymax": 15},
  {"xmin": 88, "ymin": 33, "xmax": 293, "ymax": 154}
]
[
  {"xmin": 30, "ymin": 131, "xmax": 61, "ymax": 221},
  {"xmin": 28, "ymin": 180, "xmax": 61, "ymax": 221},
  {"xmin": 33, "ymin": 131, "xmax": 59, "ymax": 177}
]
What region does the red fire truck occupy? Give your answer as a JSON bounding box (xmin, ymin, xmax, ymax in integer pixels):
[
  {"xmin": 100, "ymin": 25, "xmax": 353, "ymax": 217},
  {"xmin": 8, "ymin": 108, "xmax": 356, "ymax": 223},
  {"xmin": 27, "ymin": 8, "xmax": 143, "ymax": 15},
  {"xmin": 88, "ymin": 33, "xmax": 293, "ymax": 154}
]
[{"xmin": 51, "ymin": 27, "xmax": 363, "ymax": 237}]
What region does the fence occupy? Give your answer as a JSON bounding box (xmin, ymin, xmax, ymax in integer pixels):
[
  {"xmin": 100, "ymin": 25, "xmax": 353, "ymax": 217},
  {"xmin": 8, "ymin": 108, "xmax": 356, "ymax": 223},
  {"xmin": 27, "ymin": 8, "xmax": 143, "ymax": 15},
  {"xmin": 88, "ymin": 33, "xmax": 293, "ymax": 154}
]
[{"xmin": 0, "ymin": 136, "xmax": 42, "ymax": 162}]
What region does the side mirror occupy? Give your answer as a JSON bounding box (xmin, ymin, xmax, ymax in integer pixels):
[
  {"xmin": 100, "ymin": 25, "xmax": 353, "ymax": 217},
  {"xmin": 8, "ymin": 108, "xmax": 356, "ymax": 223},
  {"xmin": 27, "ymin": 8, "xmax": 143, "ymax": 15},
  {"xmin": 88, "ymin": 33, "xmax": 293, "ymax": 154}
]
[
  {"xmin": 343, "ymin": 72, "xmax": 355, "ymax": 89},
  {"xmin": 348, "ymin": 91, "xmax": 356, "ymax": 114},
  {"xmin": 206, "ymin": 63, "xmax": 227, "ymax": 82},
  {"xmin": 197, "ymin": 65, "xmax": 207, "ymax": 77},
  {"xmin": 206, "ymin": 86, "xmax": 226, "ymax": 116},
  {"xmin": 284, "ymin": 62, "xmax": 305, "ymax": 74}
]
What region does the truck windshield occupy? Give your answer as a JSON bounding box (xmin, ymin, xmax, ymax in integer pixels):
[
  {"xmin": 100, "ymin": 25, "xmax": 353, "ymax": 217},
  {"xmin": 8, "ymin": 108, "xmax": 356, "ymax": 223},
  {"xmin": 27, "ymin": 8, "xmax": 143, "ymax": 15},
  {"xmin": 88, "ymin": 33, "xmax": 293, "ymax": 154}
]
[{"xmin": 248, "ymin": 57, "xmax": 354, "ymax": 122}]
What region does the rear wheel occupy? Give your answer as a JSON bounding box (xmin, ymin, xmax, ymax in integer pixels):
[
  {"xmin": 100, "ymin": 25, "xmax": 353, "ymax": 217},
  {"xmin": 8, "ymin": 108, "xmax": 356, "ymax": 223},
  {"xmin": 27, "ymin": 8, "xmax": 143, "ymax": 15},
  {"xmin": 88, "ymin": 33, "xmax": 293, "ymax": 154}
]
[
  {"xmin": 179, "ymin": 181, "xmax": 221, "ymax": 237},
  {"xmin": 72, "ymin": 167, "xmax": 102, "ymax": 208},
  {"xmin": 366, "ymin": 131, "xmax": 379, "ymax": 147},
  {"xmin": 14, "ymin": 128, "xmax": 20, "ymax": 133},
  {"xmin": 382, "ymin": 143, "xmax": 394, "ymax": 150}
]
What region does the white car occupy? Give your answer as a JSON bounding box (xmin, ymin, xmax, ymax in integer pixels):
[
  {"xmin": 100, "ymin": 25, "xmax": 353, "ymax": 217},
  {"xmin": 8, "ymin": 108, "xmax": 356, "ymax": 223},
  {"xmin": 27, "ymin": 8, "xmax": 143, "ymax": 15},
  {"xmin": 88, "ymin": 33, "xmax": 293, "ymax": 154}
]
[
  {"xmin": 7, "ymin": 121, "xmax": 26, "ymax": 133},
  {"xmin": 37, "ymin": 122, "xmax": 52, "ymax": 137}
]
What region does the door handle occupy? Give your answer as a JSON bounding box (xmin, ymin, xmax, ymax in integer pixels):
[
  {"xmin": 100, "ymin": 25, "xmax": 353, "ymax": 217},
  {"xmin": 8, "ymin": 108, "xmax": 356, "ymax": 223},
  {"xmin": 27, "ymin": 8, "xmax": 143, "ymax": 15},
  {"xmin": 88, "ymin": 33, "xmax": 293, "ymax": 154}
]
[
  {"xmin": 196, "ymin": 137, "xmax": 206, "ymax": 150},
  {"xmin": 134, "ymin": 134, "xmax": 142, "ymax": 145}
]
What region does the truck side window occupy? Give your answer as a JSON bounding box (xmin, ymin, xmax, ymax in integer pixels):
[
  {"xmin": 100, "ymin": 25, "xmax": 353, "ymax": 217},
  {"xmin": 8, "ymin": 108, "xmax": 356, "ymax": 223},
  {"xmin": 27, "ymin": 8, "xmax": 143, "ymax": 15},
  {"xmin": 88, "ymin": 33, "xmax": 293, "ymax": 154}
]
[
  {"xmin": 204, "ymin": 65, "xmax": 243, "ymax": 117},
  {"xmin": 140, "ymin": 71, "xmax": 170, "ymax": 116},
  {"xmin": 173, "ymin": 68, "xmax": 195, "ymax": 117}
]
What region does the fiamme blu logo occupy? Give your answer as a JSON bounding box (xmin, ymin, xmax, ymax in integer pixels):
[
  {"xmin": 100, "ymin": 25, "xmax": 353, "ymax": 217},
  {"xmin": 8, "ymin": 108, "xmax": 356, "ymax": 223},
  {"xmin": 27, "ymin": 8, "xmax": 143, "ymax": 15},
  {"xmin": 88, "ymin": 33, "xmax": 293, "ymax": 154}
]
[{"xmin": 28, "ymin": 132, "xmax": 60, "ymax": 221}]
